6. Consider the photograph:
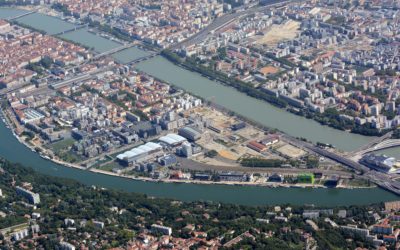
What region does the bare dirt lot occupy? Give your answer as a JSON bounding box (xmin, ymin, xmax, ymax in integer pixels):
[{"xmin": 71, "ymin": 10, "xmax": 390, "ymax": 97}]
[
  {"xmin": 276, "ymin": 144, "xmax": 306, "ymax": 159},
  {"xmin": 256, "ymin": 20, "xmax": 301, "ymax": 46}
]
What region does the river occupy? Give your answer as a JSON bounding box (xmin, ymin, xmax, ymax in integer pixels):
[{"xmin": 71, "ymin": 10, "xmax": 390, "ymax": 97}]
[
  {"xmin": 0, "ymin": 120, "xmax": 397, "ymax": 206},
  {"xmin": 0, "ymin": 7, "xmax": 399, "ymax": 205}
]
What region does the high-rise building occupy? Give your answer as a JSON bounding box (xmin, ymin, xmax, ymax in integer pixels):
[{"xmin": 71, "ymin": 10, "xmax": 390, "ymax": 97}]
[{"xmin": 16, "ymin": 186, "xmax": 40, "ymax": 204}]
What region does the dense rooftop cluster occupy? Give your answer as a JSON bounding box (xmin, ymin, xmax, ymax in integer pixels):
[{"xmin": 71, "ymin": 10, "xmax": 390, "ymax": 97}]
[
  {"xmin": 55, "ymin": 0, "xmax": 231, "ymax": 48},
  {"xmin": 176, "ymin": 0, "xmax": 400, "ymax": 134},
  {"xmin": 0, "ymin": 20, "xmax": 89, "ymax": 89}
]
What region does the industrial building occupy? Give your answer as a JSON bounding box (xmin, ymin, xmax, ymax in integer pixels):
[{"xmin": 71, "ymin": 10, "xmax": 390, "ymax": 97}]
[
  {"xmin": 20, "ymin": 108, "xmax": 45, "ymax": 124},
  {"xmin": 218, "ymin": 173, "xmax": 249, "ymax": 182},
  {"xmin": 247, "ymin": 141, "xmax": 267, "ymax": 152},
  {"xmin": 178, "ymin": 126, "xmax": 202, "ymax": 141},
  {"xmin": 116, "ymin": 142, "xmax": 163, "ymax": 166},
  {"xmin": 158, "ymin": 133, "xmax": 187, "ymax": 146}
]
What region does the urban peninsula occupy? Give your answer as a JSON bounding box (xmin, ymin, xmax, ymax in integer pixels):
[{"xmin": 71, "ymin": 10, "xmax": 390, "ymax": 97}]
[
  {"xmin": 0, "ymin": 0, "xmax": 400, "ymax": 249},
  {"xmin": 0, "ymin": 0, "xmax": 399, "ymax": 194}
]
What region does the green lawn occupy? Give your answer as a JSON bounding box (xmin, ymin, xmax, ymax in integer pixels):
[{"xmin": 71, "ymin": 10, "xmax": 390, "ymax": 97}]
[
  {"xmin": 47, "ymin": 138, "xmax": 76, "ymax": 153},
  {"xmin": 98, "ymin": 161, "xmax": 122, "ymax": 172}
]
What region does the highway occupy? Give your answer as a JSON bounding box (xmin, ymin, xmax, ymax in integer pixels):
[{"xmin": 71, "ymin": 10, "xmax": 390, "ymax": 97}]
[
  {"xmin": 281, "ymin": 134, "xmax": 400, "ymax": 196},
  {"xmin": 170, "ymin": 0, "xmax": 292, "ymax": 50}
]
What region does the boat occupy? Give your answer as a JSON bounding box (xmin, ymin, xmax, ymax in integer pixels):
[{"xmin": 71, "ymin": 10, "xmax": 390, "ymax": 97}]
[{"xmin": 40, "ymin": 154, "xmax": 50, "ymax": 160}]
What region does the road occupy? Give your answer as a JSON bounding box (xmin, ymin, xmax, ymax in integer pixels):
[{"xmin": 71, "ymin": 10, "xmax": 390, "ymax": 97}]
[
  {"xmin": 0, "ymin": 43, "xmax": 145, "ymax": 96},
  {"xmin": 177, "ymin": 157, "xmax": 355, "ymax": 177},
  {"xmin": 281, "ymin": 134, "xmax": 400, "ymax": 196}
]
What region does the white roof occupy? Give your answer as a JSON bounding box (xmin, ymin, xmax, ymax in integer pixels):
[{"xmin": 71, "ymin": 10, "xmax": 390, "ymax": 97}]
[
  {"xmin": 159, "ymin": 136, "xmax": 176, "ymax": 145},
  {"xmin": 147, "ymin": 142, "xmax": 162, "ymax": 150},
  {"xmin": 168, "ymin": 134, "xmax": 186, "ymax": 142},
  {"xmin": 116, "ymin": 153, "xmax": 127, "ymax": 160},
  {"xmin": 118, "ymin": 142, "xmax": 162, "ymax": 160},
  {"xmin": 159, "ymin": 134, "xmax": 187, "ymax": 145}
]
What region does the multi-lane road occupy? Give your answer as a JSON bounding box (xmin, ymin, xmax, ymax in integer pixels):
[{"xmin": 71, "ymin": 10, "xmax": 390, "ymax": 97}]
[{"xmin": 281, "ymin": 134, "xmax": 400, "ymax": 195}]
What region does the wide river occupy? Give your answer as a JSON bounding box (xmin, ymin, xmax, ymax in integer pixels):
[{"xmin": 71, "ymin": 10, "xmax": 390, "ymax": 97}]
[{"xmin": 0, "ymin": 8, "xmax": 399, "ymax": 205}]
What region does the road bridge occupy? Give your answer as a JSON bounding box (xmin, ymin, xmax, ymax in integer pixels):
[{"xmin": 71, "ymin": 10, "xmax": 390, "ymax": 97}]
[
  {"xmin": 7, "ymin": 11, "xmax": 36, "ymax": 21},
  {"xmin": 54, "ymin": 24, "xmax": 88, "ymax": 36},
  {"xmin": 127, "ymin": 52, "xmax": 159, "ymax": 65},
  {"xmin": 91, "ymin": 43, "xmax": 134, "ymax": 60},
  {"xmin": 350, "ymin": 131, "xmax": 393, "ymax": 155},
  {"xmin": 280, "ymin": 134, "xmax": 400, "ymax": 196}
]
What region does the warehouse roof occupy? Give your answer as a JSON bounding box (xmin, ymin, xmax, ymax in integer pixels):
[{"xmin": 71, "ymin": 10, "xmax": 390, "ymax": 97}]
[
  {"xmin": 117, "ymin": 142, "xmax": 162, "ymax": 160},
  {"xmin": 159, "ymin": 133, "xmax": 187, "ymax": 146}
]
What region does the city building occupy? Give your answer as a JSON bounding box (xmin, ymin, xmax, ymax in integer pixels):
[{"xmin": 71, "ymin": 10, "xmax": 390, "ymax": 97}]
[
  {"xmin": 93, "ymin": 220, "xmax": 105, "ymax": 229},
  {"xmin": 303, "ymin": 211, "xmax": 319, "ymax": 219},
  {"xmin": 60, "ymin": 241, "xmax": 76, "ymax": 250},
  {"xmin": 12, "ymin": 228, "xmax": 29, "ymax": 241},
  {"xmin": 16, "ymin": 186, "xmax": 40, "ymax": 204},
  {"xmin": 178, "ymin": 126, "xmax": 202, "ymax": 141},
  {"xmin": 159, "ymin": 155, "xmax": 177, "ymax": 167},
  {"xmin": 261, "ymin": 134, "xmax": 280, "ymax": 146},
  {"xmin": 151, "ymin": 224, "xmax": 172, "ymax": 236},
  {"xmin": 267, "ymin": 173, "xmax": 284, "ymax": 182},
  {"xmin": 193, "ymin": 173, "xmax": 211, "ymax": 181},
  {"xmin": 373, "ymin": 224, "xmax": 394, "ymax": 235},
  {"xmin": 360, "ymin": 154, "xmax": 400, "ymax": 174},
  {"xmin": 231, "ymin": 122, "xmax": 246, "ymax": 131}
]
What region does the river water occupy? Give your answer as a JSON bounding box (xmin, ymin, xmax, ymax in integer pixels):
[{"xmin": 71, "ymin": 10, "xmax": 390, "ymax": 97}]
[{"xmin": 0, "ymin": 8, "xmax": 399, "ymax": 205}]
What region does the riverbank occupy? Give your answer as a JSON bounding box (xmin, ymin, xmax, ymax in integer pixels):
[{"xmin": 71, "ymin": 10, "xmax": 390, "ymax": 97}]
[{"xmin": 0, "ymin": 104, "xmax": 374, "ymax": 191}]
